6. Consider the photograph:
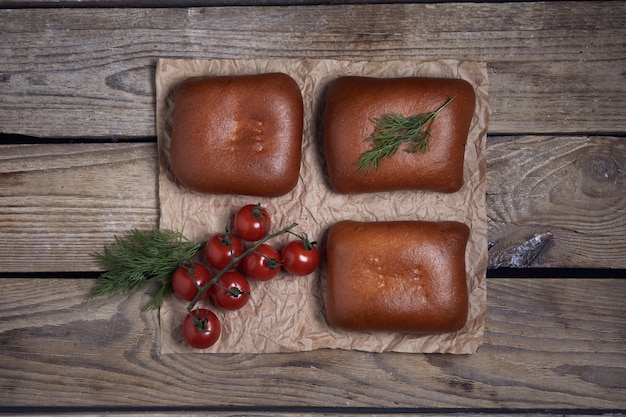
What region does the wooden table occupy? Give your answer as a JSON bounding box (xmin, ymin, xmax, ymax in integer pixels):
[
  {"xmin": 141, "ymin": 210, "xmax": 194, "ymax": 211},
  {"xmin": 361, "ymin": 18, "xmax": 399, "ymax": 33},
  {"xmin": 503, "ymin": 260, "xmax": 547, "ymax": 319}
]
[{"xmin": 1, "ymin": 0, "xmax": 625, "ymax": 414}]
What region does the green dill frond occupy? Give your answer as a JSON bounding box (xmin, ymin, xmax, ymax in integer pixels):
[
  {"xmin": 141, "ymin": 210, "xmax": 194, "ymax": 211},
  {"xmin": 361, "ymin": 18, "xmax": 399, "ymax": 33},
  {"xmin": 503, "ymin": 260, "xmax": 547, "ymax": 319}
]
[
  {"xmin": 88, "ymin": 228, "xmax": 203, "ymax": 310},
  {"xmin": 356, "ymin": 96, "xmax": 455, "ymax": 174}
]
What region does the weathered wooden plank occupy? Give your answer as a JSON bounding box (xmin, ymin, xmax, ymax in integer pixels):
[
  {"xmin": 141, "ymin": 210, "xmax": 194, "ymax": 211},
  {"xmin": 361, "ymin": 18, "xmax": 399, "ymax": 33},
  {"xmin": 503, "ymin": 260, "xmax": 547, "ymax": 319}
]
[
  {"xmin": 0, "ymin": 143, "xmax": 159, "ymax": 271},
  {"xmin": 0, "ymin": 277, "xmax": 624, "ymax": 409},
  {"xmin": 0, "ymin": 0, "xmax": 442, "ymax": 6},
  {"xmin": 1, "ymin": 137, "xmax": 625, "ymax": 272},
  {"xmin": 0, "ymin": 2, "xmax": 624, "ymax": 138},
  {"xmin": 4, "ymin": 407, "xmax": 621, "ymax": 417},
  {"xmin": 0, "ymin": 0, "xmax": 514, "ymax": 8},
  {"xmin": 487, "ymin": 136, "xmax": 626, "ymax": 268}
]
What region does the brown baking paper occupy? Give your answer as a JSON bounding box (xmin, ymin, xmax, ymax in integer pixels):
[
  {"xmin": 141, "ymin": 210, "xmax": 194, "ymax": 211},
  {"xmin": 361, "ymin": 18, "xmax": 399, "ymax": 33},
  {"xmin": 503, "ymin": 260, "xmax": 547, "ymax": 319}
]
[{"xmin": 156, "ymin": 58, "xmax": 489, "ymax": 354}]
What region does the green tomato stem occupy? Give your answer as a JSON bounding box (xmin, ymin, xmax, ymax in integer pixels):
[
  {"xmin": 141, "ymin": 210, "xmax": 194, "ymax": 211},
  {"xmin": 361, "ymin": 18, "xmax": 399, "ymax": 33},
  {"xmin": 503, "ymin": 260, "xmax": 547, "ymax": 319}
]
[{"xmin": 187, "ymin": 222, "xmax": 298, "ymax": 312}]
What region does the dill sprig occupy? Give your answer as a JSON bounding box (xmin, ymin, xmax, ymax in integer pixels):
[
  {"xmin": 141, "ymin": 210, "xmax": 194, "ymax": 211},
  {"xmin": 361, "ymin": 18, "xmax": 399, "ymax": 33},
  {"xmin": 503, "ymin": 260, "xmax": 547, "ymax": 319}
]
[
  {"xmin": 88, "ymin": 228, "xmax": 204, "ymax": 310},
  {"xmin": 356, "ymin": 96, "xmax": 455, "ymax": 173}
]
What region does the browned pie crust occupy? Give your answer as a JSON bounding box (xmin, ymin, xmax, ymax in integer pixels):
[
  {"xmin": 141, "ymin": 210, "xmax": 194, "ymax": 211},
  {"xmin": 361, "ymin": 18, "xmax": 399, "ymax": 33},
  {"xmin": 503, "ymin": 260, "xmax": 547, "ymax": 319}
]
[
  {"xmin": 169, "ymin": 73, "xmax": 303, "ymax": 197},
  {"xmin": 325, "ymin": 220, "xmax": 470, "ymax": 333},
  {"xmin": 323, "ymin": 76, "xmax": 475, "ymax": 194}
]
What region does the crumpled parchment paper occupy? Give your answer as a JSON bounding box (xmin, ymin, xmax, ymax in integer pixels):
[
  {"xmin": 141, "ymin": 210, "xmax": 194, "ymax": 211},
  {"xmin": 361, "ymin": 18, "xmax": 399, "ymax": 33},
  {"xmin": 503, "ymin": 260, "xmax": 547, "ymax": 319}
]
[{"xmin": 156, "ymin": 58, "xmax": 489, "ymax": 354}]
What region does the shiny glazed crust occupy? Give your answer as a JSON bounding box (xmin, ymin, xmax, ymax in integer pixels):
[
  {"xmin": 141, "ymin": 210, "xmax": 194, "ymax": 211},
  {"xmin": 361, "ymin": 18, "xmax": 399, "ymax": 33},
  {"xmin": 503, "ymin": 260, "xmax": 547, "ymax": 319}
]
[
  {"xmin": 169, "ymin": 73, "xmax": 303, "ymax": 197},
  {"xmin": 323, "ymin": 76, "xmax": 475, "ymax": 194},
  {"xmin": 325, "ymin": 220, "xmax": 470, "ymax": 333}
]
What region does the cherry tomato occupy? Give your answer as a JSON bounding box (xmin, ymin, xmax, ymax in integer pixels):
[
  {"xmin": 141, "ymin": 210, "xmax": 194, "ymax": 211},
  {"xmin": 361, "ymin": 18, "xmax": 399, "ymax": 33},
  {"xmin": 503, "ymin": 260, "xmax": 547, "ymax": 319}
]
[
  {"xmin": 242, "ymin": 243, "xmax": 281, "ymax": 281},
  {"xmin": 204, "ymin": 232, "xmax": 244, "ymax": 270},
  {"xmin": 171, "ymin": 262, "xmax": 212, "ymax": 302},
  {"xmin": 234, "ymin": 204, "xmax": 271, "ymax": 241},
  {"xmin": 281, "ymin": 238, "xmax": 320, "ymax": 276},
  {"xmin": 210, "ymin": 271, "xmax": 251, "ymax": 310},
  {"xmin": 182, "ymin": 309, "xmax": 221, "ymax": 349}
]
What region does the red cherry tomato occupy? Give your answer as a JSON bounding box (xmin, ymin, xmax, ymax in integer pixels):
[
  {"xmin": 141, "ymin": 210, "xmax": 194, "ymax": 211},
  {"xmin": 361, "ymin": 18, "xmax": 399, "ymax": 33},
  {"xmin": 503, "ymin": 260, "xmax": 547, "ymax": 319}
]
[
  {"xmin": 281, "ymin": 238, "xmax": 320, "ymax": 276},
  {"xmin": 171, "ymin": 262, "xmax": 212, "ymax": 302},
  {"xmin": 234, "ymin": 204, "xmax": 271, "ymax": 241},
  {"xmin": 242, "ymin": 243, "xmax": 281, "ymax": 281},
  {"xmin": 210, "ymin": 271, "xmax": 251, "ymax": 310},
  {"xmin": 182, "ymin": 309, "xmax": 221, "ymax": 349},
  {"xmin": 204, "ymin": 232, "xmax": 244, "ymax": 270}
]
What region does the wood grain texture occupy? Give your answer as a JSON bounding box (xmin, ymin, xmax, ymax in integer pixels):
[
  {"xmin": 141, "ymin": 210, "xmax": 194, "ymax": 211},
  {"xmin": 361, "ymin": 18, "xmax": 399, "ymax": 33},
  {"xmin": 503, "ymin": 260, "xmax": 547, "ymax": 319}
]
[
  {"xmin": 1, "ymin": 137, "xmax": 625, "ymax": 271},
  {"xmin": 0, "ymin": 0, "xmax": 518, "ymax": 8},
  {"xmin": 487, "ymin": 136, "xmax": 626, "ymax": 268},
  {"xmin": 0, "ymin": 277, "xmax": 624, "ymax": 410},
  {"xmin": 1, "ymin": 2, "xmax": 625, "ymax": 138},
  {"xmin": 0, "ymin": 143, "xmax": 159, "ymax": 271}
]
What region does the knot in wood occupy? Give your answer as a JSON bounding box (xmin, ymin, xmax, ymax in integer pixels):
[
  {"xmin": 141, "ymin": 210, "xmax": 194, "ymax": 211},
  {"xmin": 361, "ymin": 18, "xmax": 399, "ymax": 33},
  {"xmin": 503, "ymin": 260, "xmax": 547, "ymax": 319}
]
[
  {"xmin": 579, "ymin": 152, "xmax": 623, "ymax": 198},
  {"xmin": 588, "ymin": 154, "xmax": 620, "ymax": 182}
]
